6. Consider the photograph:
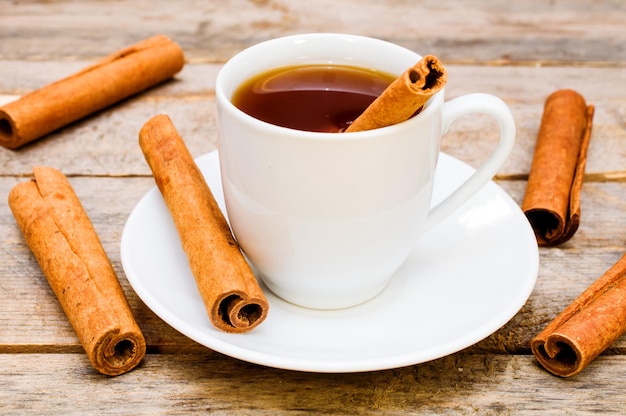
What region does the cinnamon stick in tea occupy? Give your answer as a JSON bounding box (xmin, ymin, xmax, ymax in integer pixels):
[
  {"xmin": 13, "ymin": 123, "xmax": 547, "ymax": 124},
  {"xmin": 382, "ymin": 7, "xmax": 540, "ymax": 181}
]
[
  {"xmin": 139, "ymin": 114, "xmax": 269, "ymax": 333},
  {"xmin": 345, "ymin": 55, "xmax": 447, "ymax": 132},
  {"xmin": 522, "ymin": 89, "xmax": 594, "ymax": 246},
  {"xmin": 532, "ymin": 253, "xmax": 626, "ymax": 377},
  {"xmin": 0, "ymin": 35, "xmax": 184, "ymax": 149},
  {"xmin": 8, "ymin": 167, "xmax": 146, "ymax": 376}
]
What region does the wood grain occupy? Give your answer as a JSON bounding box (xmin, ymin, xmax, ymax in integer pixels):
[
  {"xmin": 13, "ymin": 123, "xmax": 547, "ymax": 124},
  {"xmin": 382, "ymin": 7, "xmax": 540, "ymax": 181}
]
[
  {"xmin": 1, "ymin": 0, "xmax": 624, "ymax": 65},
  {"xmin": 0, "ymin": 64, "xmax": 623, "ymax": 178},
  {"xmin": 2, "ymin": 353, "xmax": 626, "ymax": 414},
  {"xmin": 1, "ymin": 0, "xmax": 626, "ymax": 413}
]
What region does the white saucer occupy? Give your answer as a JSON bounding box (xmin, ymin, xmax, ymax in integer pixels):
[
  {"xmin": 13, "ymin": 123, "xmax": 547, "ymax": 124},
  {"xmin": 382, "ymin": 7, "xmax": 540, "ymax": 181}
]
[{"xmin": 121, "ymin": 151, "xmax": 538, "ymax": 372}]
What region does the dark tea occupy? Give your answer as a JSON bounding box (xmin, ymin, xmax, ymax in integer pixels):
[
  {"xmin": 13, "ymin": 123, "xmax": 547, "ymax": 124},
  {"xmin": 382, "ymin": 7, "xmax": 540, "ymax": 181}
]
[{"xmin": 232, "ymin": 65, "xmax": 396, "ymax": 133}]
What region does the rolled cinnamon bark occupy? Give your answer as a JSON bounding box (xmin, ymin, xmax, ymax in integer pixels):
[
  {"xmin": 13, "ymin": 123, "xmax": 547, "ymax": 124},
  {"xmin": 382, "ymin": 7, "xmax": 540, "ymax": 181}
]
[
  {"xmin": 345, "ymin": 55, "xmax": 447, "ymax": 132},
  {"xmin": 522, "ymin": 89, "xmax": 594, "ymax": 246},
  {"xmin": 139, "ymin": 114, "xmax": 269, "ymax": 333},
  {"xmin": 8, "ymin": 167, "xmax": 146, "ymax": 376},
  {"xmin": 531, "ymin": 253, "xmax": 626, "ymax": 377},
  {"xmin": 0, "ymin": 35, "xmax": 185, "ymax": 149}
]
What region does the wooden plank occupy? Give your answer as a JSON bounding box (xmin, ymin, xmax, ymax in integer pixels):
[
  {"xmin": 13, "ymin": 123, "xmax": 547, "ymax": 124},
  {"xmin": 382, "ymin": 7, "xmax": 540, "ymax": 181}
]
[
  {"xmin": 1, "ymin": 0, "xmax": 625, "ymax": 64},
  {"xmin": 2, "ymin": 176, "xmax": 626, "ymax": 352},
  {"xmin": 0, "ymin": 64, "xmax": 624, "ymax": 177},
  {"xmin": 1, "ymin": 352, "xmax": 626, "ymax": 414}
]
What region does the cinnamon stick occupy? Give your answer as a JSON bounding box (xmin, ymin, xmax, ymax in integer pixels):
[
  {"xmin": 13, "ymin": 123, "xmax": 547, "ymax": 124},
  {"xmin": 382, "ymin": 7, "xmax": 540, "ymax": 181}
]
[
  {"xmin": 345, "ymin": 55, "xmax": 447, "ymax": 132},
  {"xmin": 0, "ymin": 35, "xmax": 184, "ymax": 149},
  {"xmin": 8, "ymin": 167, "xmax": 146, "ymax": 376},
  {"xmin": 522, "ymin": 89, "xmax": 594, "ymax": 246},
  {"xmin": 138, "ymin": 114, "xmax": 269, "ymax": 333},
  {"xmin": 531, "ymin": 253, "xmax": 626, "ymax": 377}
]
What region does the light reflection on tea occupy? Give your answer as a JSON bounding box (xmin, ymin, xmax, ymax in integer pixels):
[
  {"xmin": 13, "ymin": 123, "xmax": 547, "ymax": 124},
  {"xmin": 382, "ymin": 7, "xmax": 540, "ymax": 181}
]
[{"xmin": 232, "ymin": 65, "xmax": 395, "ymax": 132}]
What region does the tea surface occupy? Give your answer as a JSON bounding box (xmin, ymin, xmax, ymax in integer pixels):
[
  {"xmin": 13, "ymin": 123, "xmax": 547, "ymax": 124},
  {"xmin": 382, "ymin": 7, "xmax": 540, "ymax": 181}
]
[{"xmin": 232, "ymin": 65, "xmax": 395, "ymax": 132}]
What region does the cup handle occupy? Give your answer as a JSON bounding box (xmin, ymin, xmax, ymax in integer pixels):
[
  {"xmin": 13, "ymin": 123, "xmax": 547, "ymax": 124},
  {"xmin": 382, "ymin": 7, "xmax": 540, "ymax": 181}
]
[{"xmin": 424, "ymin": 93, "xmax": 516, "ymax": 231}]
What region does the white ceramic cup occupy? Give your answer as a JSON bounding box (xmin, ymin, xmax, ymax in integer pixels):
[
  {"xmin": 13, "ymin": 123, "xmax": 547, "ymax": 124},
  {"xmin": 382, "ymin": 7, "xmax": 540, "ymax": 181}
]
[{"xmin": 216, "ymin": 33, "xmax": 515, "ymax": 309}]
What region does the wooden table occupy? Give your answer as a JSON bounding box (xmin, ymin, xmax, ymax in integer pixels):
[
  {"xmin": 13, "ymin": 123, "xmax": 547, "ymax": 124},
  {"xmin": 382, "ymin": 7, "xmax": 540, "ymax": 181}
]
[{"xmin": 1, "ymin": 1, "xmax": 625, "ymax": 414}]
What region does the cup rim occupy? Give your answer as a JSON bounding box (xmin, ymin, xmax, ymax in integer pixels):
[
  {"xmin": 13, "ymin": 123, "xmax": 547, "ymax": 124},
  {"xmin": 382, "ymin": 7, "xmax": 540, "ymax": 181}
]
[{"xmin": 216, "ymin": 33, "xmax": 444, "ymax": 142}]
